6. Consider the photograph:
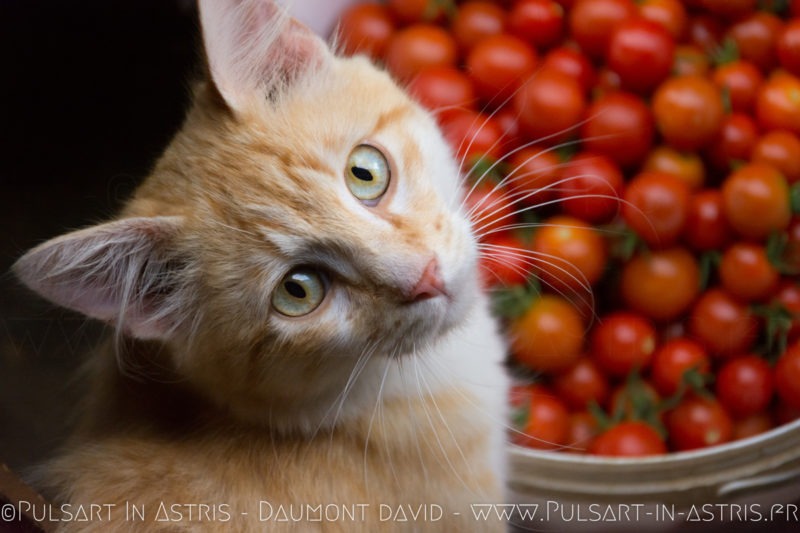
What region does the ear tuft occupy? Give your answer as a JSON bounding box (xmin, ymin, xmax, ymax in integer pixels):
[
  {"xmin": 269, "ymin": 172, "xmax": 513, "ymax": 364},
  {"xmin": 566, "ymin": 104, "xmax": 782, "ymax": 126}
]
[
  {"xmin": 13, "ymin": 217, "xmax": 186, "ymax": 340},
  {"xmin": 198, "ymin": 0, "xmax": 330, "ymax": 112}
]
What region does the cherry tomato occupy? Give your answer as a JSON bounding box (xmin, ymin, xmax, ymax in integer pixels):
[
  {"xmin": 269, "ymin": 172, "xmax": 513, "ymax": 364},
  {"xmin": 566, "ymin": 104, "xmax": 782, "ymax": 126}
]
[
  {"xmin": 688, "ymin": 288, "xmax": 759, "ymax": 358},
  {"xmin": 721, "ymin": 162, "xmax": 791, "ymax": 240},
  {"xmin": 479, "ymin": 232, "xmax": 533, "ymax": 287},
  {"xmin": 687, "ymin": 14, "xmax": 723, "ymax": 53},
  {"xmin": 450, "ymin": 1, "xmax": 506, "ymax": 53},
  {"xmin": 565, "ymin": 411, "xmax": 598, "ymax": 453},
  {"xmin": 337, "ymin": 3, "xmax": 396, "ymax": 60},
  {"xmin": 557, "ymin": 152, "xmax": 624, "ymax": 224},
  {"xmin": 775, "ymin": 342, "xmax": 800, "ymax": 410},
  {"xmin": 638, "ymin": 0, "xmax": 686, "ymax": 41},
  {"xmin": 568, "ymin": 0, "xmax": 637, "ymax": 59},
  {"xmin": 508, "ymin": 0, "xmax": 565, "ymax": 50},
  {"xmin": 589, "ymin": 421, "xmax": 667, "ymax": 457},
  {"xmin": 672, "ymin": 45, "xmax": 710, "ymax": 78},
  {"xmin": 540, "ymin": 46, "xmax": 596, "ymax": 94},
  {"xmin": 653, "ymin": 75, "xmax": 724, "ymax": 151},
  {"xmin": 755, "ymin": 72, "xmax": 800, "ymax": 136},
  {"xmin": 733, "ymin": 412, "xmax": 774, "ymax": 441},
  {"xmin": 774, "ymin": 281, "xmax": 800, "ymax": 342},
  {"xmin": 718, "ymin": 242, "xmax": 780, "ymax": 302},
  {"xmin": 712, "ymin": 60, "xmax": 763, "ymax": 114},
  {"xmin": 507, "ymin": 147, "xmax": 562, "ymax": 205},
  {"xmin": 513, "ymin": 70, "xmax": 586, "ymax": 142},
  {"xmin": 607, "ymin": 17, "xmax": 675, "ymax": 94},
  {"xmin": 386, "ymin": 0, "xmax": 444, "ymax": 24},
  {"xmin": 726, "ymin": 12, "xmax": 783, "ymax": 73},
  {"xmin": 716, "ymin": 355, "xmax": 774, "ymax": 418},
  {"xmin": 650, "ymin": 337, "xmax": 710, "ymax": 396},
  {"xmin": 407, "ymin": 66, "xmax": 476, "ymax": 116},
  {"xmin": 752, "ymin": 130, "xmax": 800, "ymax": 184},
  {"xmin": 467, "ymin": 34, "xmax": 538, "ymax": 104},
  {"xmin": 622, "ymin": 171, "xmax": 691, "ymax": 249},
  {"xmin": 511, "ymin": 295, "xmax": 585, "ymax": 372},
  {"xmin": 642, "ymin": 146, "xmax": 705, "ymax": 190},
  {"xmin": 530, "ymin": 215, "xmax": 607, "ymax": 292},
  {"xmin": 463, "ymin": 180, "xmax": 516, "ymax": 236},
  {"xmin": 666, "ymin": 395, "xmax": 733, "ymax": 451},
  {"xmin": 683, "ymin": 189, "xmax": 734, "ymax": 252},
  {"xmin": 777, "ymin": 19, "xmax": 800, "ymax": 77},
  {"xmin": 552, "ymin": 357, "xmax": 610, "ymax": 410},
  {"xmin": 591, "ymin": 312, "xmax": 656, "ymax": 377},
  {"xmin": 706, "ymin": 113, "xmax": 758, "ymax": 171},
  {"xmin": 384, "ymin": 24, "xmax": 457, "ymax": 82},
  {"xmin": 620, "ymin": 247, "xmax": 700, "ymax": 322},
  {"xmin": 441, "ymin": 109, "xmax": 504, "ymax": 162},
  {"xmin": 512, "ymin": 385, "xmax": 570, "ymax": 449},
  {"xmin": 580, "ymin": 92, "xmax": 654, "ymax": 167}
]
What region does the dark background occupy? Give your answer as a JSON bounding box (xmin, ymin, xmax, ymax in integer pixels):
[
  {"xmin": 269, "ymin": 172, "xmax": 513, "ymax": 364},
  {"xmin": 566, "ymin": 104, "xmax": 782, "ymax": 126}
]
[{"xmin": 0, "ymin": 0, "xmax": 198, "ymax": 470}]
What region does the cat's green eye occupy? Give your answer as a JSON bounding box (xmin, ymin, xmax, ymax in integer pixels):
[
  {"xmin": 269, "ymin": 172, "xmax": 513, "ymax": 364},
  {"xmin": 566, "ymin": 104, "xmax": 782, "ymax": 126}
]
[
  {"xmin": 346, "ymin": 144, "xmax": 390, "ymax": 202},
  {"xmin": 272, "ymin": 268, "xmax": 326, "ymax": 317}
]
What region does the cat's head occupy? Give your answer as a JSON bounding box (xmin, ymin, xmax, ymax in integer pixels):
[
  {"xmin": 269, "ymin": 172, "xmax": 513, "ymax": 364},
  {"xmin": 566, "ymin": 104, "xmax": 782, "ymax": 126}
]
[{"xmin": 13, "ymin": 0, "xmax": 481, "ymax": 421}]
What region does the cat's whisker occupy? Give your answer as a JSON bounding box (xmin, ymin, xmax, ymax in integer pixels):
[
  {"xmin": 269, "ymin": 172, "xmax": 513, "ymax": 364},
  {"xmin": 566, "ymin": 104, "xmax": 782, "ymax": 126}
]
[
  {"xmin": 397, "ymin": 358, "xmax": 431, "ymax": 486},
  {"xmin": 362, "ymin": 354, "xmax": 394, "ymax": 492}
]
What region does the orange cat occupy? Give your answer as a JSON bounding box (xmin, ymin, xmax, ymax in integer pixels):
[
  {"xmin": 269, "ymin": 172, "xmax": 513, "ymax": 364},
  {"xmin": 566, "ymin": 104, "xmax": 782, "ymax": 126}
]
[{"xmin": 13, "ymin": 1, "xmax": 509, "ymax": 530}]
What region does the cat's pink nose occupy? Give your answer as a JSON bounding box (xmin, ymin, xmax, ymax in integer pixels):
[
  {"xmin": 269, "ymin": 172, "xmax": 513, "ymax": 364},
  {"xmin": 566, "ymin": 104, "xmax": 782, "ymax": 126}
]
[{"xmin": 407, "ymin": 258, "xmax": 446, "ymax": 302}]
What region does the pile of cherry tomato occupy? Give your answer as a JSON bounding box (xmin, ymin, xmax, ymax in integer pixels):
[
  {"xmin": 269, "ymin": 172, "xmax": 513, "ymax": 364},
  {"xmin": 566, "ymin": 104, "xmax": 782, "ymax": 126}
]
[{"xmin": 337, "ymin": 0, "xmax": 800, "ymax": 456}]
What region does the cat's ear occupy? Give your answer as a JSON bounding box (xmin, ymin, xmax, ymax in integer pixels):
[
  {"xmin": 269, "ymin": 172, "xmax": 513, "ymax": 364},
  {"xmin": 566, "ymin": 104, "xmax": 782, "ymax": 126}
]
[
  {"xmin": 13, "ymin": 217, "xmax": 186, "ymax": 341},
  {"xmin": 198, "ymin": 0, "xmax": 330, "ymax": 111}
]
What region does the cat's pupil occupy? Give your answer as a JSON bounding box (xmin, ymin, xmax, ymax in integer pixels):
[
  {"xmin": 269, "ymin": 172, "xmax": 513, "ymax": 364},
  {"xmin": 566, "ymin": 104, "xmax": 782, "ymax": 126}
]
[
  {"xmin": 285, "ymin": 281, "xmax": 306, "ymax": 299},
  {"xmin": 351, "ymin": 167, "xmax": 373, "ymax": 182}
]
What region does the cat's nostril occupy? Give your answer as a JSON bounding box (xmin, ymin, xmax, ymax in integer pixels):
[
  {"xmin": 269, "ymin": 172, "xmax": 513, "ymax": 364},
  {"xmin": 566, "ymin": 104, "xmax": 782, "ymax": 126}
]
[{"xmin": 407, "ymin": 257, "xmax": 447, "ymax": 302}]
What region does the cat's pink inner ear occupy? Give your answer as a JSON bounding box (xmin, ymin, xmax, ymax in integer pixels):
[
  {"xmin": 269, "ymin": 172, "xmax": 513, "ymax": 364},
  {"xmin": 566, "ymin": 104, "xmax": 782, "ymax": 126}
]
[
  {"xmin": 198, "ymin": 0, "xmax": 329, "ymax": 110},
  {"xmin": 13, "ymin": 216, "xmax": 185, "ymax": 341}
]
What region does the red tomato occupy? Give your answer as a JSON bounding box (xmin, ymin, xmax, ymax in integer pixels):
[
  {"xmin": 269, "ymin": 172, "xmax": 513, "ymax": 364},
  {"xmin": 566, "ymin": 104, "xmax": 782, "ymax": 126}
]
[
  {"xmin": 638, "ymin": 0, "xmax": 687, "ymax": 41},
  {"xmin": 774, "ymin": 281, "xmax": 800, "ymax": 342},
  {"xmin": 450, "ymin": 1, "xmax": 506, "ymax": 53},
  {"xmin": 752, "ymin": 130, "xmax": 800, "ymax": 184},
  {"xmin": 650, "ymin": 337, "xmax": 710, "ymax": 396},
  {"xmin": 718, "ymin": 242, "xmax": 780, "ymax": 302},
  {"xmin": 580, "ymin": 92, "xmax": 654, "ymax": 167},
  {"xmin": 683, "ymin": 189, "xmax": 733, "ymax": 252},
  {"xmin": 407, "ymin": 66, "xmax": 476, "ymax": 116},
  {"xmin": 716, "ymin": 355, "xmax": 774, "ymax": 419},
  {"xmin": 557, "ymin": 152, "xmax": 624, "ymax": 224},
  {"xmin": 515, "ymin": 388, "xmax": 570, "ymax": 449},
  {"xmin": 672, "ymin": 44, "xmax": 711, "ymax": 78},
  {"xmin": 337, "ymin": 3, "xmax": 396, "ymax": 60},
  {"xmin": 607, "ymin": 18, "xmax": 675, "ymax": 94},
  {"xmin": 755, "ymin": 72, "xmax": 800, "ymax": 136},
  {"xmin": 479, "ymin": 232, "xmax": 532, "ymax": 287},
  {"xmin": 721, "ymin": 162, "xmax": 791, "ymax": 240},
  {"xmin": 622, "ymin": 171, "xmax": 691, "ymax": 249},
  {"xmin": 386, "ymin": 0, "xmax": 445, "ymax": 24},
  {"xmin": 711, "ymin": 60, "xmax": 763, "ymax": 114},
  {"xmin": 540, "ymin": 46, "xmax": 596, "ymax": 94},
  {"xmin": 687, "ymin": 14, "xmax": 723, "ymax": 53},
  {"xmin": 652, "ymin": 75, "xmax": 724, "ymax": 151},
  {"xmin": 463, "ymin": 181, "xmax": 516, "ymax": 236},
  {"xmin": 441, "ymin": 109, "xmax": 504, "ymax": 162},
  {"xmin": 530, "ymin": 215, "xmax": 607, "ymax": 292},
  {"xmin": 620, "ymin": 248, "xmax": 700, "ymax": 322},
  {"xmin": 642, "ymin": 145, "xmax": 705, "ymax": 190},
  {"xmin": 384, "ymin": 24, "xmax": 457, "ymax": 82},
  {"xmin": 667, "ymin": 396, "xmax": 734, "ymax": 451},
  {"xmin": 733, "ymin": 412, "xmax": 774, "ymax": 440},
  {"xmin": 705, "ymin": 113, "xmax": 759, "ymax": 171},
  {"xmin": 508, "ymin": 0, "xmax": 565, "ymax": 50},
  {"xmin": 513, "ymin": 70, "xmax": 586, "ymax": 142},
  {"xmin": 507, "ymin": 147, "xmax": 562, "ymax": 205},
  {"xmin": 565, "ymin": 412, "xmax": 598, "ymax": 453},
  {"xmin": 777, "ymin": 19, "xmax": 800, "ymax": 77},
  {"xmin": 726, "ymin": 12, "xmax": 783, "ymax": 73},
  {"xmin": 775, "ymin": 343, "xmax": 800, "ymax": 410},
  {"xmin": 591, "ymin": 312, "xmax": 656, "ymax": 378},
  {"xmin": 568, "ymin": 0, "xmax": 637, "ymax": 59},
  {"xmin": 466, "ymin": 34, "xmax": 538, "ymax": 104},
  {"xmin": 688, "ymin": 288, "xmax": 759, "ymax": 358},
  {"xmin": 552, "ymin": 357, "xmax": 610, "ymax": 410},
  {"xmin": 588, "ymin": 421, "xmax": 667, "ymax": 457},
  {"xmin": 511, "ymin": 295, "xmax": 585, "ymax": 372}
]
